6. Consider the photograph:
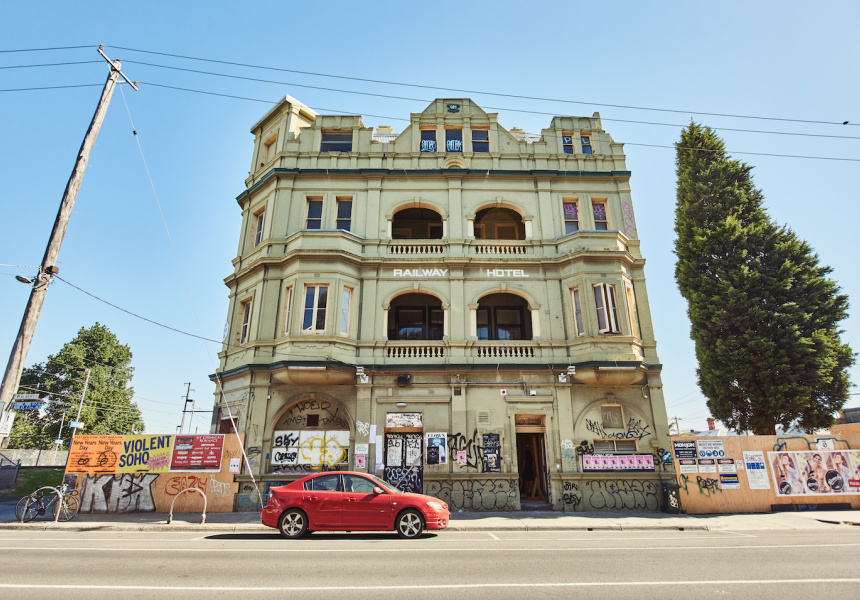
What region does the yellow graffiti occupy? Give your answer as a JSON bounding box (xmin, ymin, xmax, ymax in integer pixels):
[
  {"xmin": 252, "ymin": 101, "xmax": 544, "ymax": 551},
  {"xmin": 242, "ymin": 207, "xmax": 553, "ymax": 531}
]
[{"xmin": 299, "ymin": 437, "xmax": 347, "ymax": 467}]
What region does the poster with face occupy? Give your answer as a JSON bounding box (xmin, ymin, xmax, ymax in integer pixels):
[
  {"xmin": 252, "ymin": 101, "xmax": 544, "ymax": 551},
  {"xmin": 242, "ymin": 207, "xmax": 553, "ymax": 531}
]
[{"xmin": 768, "ymin": 450, "xmax": 860, "ymax": 496}]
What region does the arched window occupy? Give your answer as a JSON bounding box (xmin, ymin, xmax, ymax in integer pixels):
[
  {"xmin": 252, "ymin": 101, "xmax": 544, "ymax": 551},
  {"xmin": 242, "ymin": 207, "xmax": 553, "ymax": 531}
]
[
  {"xmin": 474, "ymin": 208, "xmax": 524, "ymax": 240},
  {"xmin": 392, "ymin": 208, "xmax": 443, "ymax": 239},
  {"xmin": 477, "ymin": 293, "xmax": 532, "ymax": 340},
  {"xmin": 270, "ymin": 399, "xmax": 351, "ymax": 473},
  {"xmin": 388, "ymin": 293, "xmax": 443, "ymax": 340}
]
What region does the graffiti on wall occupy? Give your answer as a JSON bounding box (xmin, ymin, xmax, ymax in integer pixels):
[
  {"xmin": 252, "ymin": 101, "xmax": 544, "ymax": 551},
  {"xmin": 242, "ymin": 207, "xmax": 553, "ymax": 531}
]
[
  {"xmin": 271, "ymin": 430, "xmax": 349, "ymax": 472},
  {"xmin": 585, "ymin": 418, "xmax": 652, "ymax": 441},
  {"xmin": 561, "ymin": 479, "xmax": 660, "ymax": 511},
  {"xmin": 79, "ymin": 473, "xmax": 159, "ymax": 513},
  {"xmin": 278, "ymin": 399, "xmax": 348, "ymax": 428},
  {"xmin": 448, "ymin": 429, "xmax": 485, "ymax": 471},
  {"xmin": 425, "ymin": 479, "xmax": 518, "ymax": 511}
]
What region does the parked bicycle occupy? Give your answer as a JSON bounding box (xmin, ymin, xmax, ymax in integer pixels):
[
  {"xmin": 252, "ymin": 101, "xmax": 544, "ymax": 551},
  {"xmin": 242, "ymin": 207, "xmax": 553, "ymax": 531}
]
[{"xmin": 17, "ymin": 484, "xmax": 79, "ymax": 522}]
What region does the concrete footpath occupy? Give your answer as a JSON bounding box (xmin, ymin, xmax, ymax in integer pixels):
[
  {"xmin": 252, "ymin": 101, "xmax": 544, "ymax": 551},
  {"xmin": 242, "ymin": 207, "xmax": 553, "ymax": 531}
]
[{"xmin": 0, "ymin": 497, "xmax": 858, "ymax": 532}]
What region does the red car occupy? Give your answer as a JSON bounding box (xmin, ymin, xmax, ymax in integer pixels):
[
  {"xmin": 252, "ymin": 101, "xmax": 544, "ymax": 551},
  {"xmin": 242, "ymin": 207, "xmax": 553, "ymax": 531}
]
[{"xmin": 261, "ymin": 471, "xmax": 449, "ymax": 539}]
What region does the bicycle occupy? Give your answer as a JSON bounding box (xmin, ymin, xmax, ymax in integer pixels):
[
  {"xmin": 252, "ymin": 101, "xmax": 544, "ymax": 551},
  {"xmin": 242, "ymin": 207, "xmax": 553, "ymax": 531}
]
[{"xmin": 18, "ymin": 484, "xmax": 79, "ymax": 522}]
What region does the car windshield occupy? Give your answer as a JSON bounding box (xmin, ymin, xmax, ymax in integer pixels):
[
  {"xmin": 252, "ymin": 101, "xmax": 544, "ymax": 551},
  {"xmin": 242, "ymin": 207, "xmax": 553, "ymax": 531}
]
[{"xmin": 366, "ymin": 474, "xmax": 402, "ymax": 494}]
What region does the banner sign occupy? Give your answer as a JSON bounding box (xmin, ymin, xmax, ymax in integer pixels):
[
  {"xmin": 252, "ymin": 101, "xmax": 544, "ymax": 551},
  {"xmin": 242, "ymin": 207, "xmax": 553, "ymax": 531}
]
[
  {"xmin": 117, "ymin": 434, "xmax": 174, "ymax": 473},
  {"xmin": 768, "ymin": 450, "xmax": 860, "ymax": 496},
  {"xmin": 743, "ymin": 451, "xmax": 770, "ymax": 490},
  {"xmin": 68, "ymin": 435, "xmax": 123, "ymax": 474},
  {"xmin": 385, "ymin": 413, "xmax": 423, "ymax": 428},
  {"xmin": 583, "ymin": 454, "xmax": 655, "ymax": 471},
  {"xmin": 672, "ymin": 440, "xmax": 697, "ymax": 460},
  {"xmin": 169, "ymin": 435, "xmax": 225, "ymax": 472}
]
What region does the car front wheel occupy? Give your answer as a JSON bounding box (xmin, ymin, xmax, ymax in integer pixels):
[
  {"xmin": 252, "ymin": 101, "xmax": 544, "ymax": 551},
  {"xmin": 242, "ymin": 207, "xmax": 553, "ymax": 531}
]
[
  {"xmin": 278, "ymin": 508, "xmax": 309, "ymax": 539},
  {"xmin": 396, "ymin": 509, "xmax": 424, "ymax": 539}
]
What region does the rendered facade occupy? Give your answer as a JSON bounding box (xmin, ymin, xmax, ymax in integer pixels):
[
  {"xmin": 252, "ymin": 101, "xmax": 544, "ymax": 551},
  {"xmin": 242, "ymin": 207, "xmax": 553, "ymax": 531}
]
[{"xmin": 212, "ymin": 96, "xmax": 673, "ymax": 512}]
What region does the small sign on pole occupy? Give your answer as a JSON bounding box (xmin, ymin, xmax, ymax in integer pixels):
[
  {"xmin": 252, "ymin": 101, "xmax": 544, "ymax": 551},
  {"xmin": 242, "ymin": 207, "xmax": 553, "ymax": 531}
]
[
  {"xmin": 12, "ymin": 394, "xmax": 40, "ymax": 400},
  {"xmin": 69, "ymin": 421, "xmax": 84, "ymax": 429}
]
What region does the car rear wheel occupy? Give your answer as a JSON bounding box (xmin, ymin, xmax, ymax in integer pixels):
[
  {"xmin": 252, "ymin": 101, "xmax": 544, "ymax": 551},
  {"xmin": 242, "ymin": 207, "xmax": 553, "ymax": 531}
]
[
  {"xmin": 396, "ymin": 509, "xmax": 424, "ymax": 539},
  {"xmin": 278, "ymin": 508, "xmax": 309, "ymax": 539}
]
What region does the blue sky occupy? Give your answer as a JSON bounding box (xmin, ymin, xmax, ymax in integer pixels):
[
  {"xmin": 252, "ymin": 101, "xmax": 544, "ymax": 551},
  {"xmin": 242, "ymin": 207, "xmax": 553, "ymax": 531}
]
[{"xmin": 1, "ymin": 1, "xmax": 858, "ymax": 434}]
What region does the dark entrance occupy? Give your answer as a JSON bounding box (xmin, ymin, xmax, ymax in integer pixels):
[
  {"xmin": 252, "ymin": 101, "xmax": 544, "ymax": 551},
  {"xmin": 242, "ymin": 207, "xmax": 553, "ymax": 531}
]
[
  {"xmin": 516, "ymin": 431, "xmax": 549, "ymax": 507},
  {"xmin": 383, "ymin": 431, "xmax": 423, "ymax": 493}
]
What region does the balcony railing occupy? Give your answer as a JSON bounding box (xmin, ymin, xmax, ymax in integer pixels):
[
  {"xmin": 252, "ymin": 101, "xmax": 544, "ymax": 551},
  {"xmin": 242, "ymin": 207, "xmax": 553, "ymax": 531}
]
[
  {"xmin": 472, "ymin": 241, "xmax": 528, "ymax": 255},
  {"xmin": 475, "ymin": 344, "xmax": 536, "ymax": 358},
  {"xmin": 388, "ymin": 241, "xmax": 446, "ymax": 255},
  {"xmin": 386, "ymin": 344, "xmax": 446, "ymax": 358}
]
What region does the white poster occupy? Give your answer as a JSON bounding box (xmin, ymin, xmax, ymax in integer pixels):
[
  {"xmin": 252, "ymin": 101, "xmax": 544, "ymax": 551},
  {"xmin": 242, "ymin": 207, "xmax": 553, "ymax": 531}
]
[
  {"xmin": 698, "ymin": 459, "xmax": 717, "ymax": 473},
  {"xmin": 743, "ymin": 450, "xmax": 771, "ymax": 490},
  {"xmin": 426, "ymin": 432, "xmax": 448, "ymax": 465},
  {"xmin": 369, "ymin": 424, "xmax": 377, "ymax": 439},
  {"xmin": 0, "ymin": 411, "xmax": 15, "ymax": 437},
  {"xmin": 696, "ymin": 439, "xmax": 726, "ymax": 459},
  {"xmin": 355, "ymin": 443, "xmax": 369, "ymax": 455},
  {"xmin": 717, "ymin": 458, "xmax": 736, "ymax": 473}
]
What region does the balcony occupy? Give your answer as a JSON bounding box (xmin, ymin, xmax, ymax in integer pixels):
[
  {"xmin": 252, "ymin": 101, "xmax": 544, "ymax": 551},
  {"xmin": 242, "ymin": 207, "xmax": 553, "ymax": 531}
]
[
  {"xmin": 474, "ymin": 343, "xmax": 536, "ymax": 359},
  {"xmin": 471, "ymin": 241, "xmax": 529, "ymax": 255},
  {"xmin": 385, "ymin": 343, "xmax": 446, "ymax": 359}
]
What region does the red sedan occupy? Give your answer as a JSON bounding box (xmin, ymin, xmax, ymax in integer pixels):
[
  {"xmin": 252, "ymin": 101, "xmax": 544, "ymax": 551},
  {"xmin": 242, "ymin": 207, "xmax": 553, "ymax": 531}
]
[{"xmin": 261, "ymin": 471, "xmax": 449, "ymax": 539}]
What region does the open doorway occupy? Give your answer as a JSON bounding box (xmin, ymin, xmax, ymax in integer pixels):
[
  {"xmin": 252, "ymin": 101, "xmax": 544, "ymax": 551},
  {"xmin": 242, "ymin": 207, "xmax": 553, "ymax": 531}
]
[{"xmin": 516, "ymin": 431, "xmax": 548, "ymax": 504}]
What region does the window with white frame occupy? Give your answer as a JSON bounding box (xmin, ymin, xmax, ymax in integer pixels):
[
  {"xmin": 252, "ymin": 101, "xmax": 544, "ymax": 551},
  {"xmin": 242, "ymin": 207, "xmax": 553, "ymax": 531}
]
[
  {"xmin": 571, "ymin": 288, "xmax": 585, "ymax": 336},
  {"xmin": 340, "ymin": 287, "xmax": 352, "ymax": 335},
  {"xmin": 593, "ymin": 439, "xmax": 637, "ymax": 453},
  {"xmin": 563, "ymin": 200, "xmax": 579, "ymax": 234},
  {"xmin": 592, "ymin": 201, "xmax": 608, "ymax": 230},
  {"xmin": 581, "ymin": 135, "xmax": 592, "ymax": 155},
  {"xmin": 562, "ymin": 134, "xmax": 574, "ymax": 154},
  {"xmin": 320, "ymin": 132, "xmax": 352, "ymax": 152},
  {"xmin": 471, "ymin": 129, "xmax": 489, "ymax": 153},
  {"xmin": 593, "ymin": 283, "xmax": 620, "ymax": 334},
  {"xmin": 307, "ymin": 198, "xmax": 323, "ymax": 229},
  {"xmin": 283, "ymin": 286, "xmax": 293, "ymax": 335},
  {"xmin": 253, "ymin": 209, "xmax": 265, "ymax": 247},
  {"xmin": 303, "ymin": 285, "xmax": 328, "ymax": 332},
  {"xmin": 238, "ymin": 298, "xmax": 252, "ymax": 344},
  {"xmin": 336, "ymin": 197, "xmax": 352, "ymax": 232}
]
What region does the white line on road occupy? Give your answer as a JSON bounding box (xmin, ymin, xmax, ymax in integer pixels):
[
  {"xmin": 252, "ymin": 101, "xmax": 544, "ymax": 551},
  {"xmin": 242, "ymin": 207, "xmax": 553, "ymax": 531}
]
[
  {"xmin": 1, "ymin": 579, "xmax": 859, "ymax": 591},
  {"xmin": 487, "ymin": 532, "xmax": 500, "ymax": 540},
  {"xmin": 0, "ymin": 543, "xmax": 857, "ymax": 553}
]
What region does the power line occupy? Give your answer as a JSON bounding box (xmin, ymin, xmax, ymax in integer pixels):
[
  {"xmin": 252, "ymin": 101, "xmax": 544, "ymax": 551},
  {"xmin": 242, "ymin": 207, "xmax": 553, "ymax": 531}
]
[
  {"xmin": 126, "ymin": 61, "xmax": 860, "ymax": 141},
  {"xmin": 109, "ymin": 45, "xmax": 856, "ymax": 127},
  {"xmin": 0, "ymin": 83, "xmax": 102, "ymax": 92},
  {"xmin": 0, "ymin": 45, "xmax": 94, "ymax": 53},
  {"xmin": 0, "ymin": 61, "xmax": 101, "ymax": 69}
]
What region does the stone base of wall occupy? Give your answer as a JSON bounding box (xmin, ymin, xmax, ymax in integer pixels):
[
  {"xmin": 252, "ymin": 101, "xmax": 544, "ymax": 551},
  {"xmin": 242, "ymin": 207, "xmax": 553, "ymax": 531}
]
[{"xmin": 553, "ymin": 473, "xmax": 672, "ymax": 512}]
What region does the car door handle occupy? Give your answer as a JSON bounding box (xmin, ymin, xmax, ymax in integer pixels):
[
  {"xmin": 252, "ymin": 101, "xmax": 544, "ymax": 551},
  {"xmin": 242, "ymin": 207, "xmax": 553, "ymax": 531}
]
[
  {"xmin": 307, "ymin": 496, "xmax": 318, "ymax": 501},
  {"xmin": 345, "ymin": 497, "xmax": 356, "ymax": 502}
]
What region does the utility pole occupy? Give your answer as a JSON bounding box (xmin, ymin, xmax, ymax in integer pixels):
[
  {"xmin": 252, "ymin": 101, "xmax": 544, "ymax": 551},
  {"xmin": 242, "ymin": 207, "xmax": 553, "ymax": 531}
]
[
  {"xmin": 0, "ymin": 47, "xmax": 137, "ymax": 437},
  {"xmin": 69, "ymin": 368, "xmax": 91, "ymax": 445},
  {"xmin": 670, "ymin": 416, "xmax": 682, "ymax": 435},
  {"xmin": 179, "ymin": 383, "xmax": 193, "ymax": 434}
]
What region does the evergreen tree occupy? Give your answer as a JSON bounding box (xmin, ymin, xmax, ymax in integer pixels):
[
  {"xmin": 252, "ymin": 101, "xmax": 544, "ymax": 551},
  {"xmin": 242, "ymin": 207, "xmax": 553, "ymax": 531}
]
[
  {"xmin": 8, "ymin": 323, "xmax": 143, "ymax": 448},
  {"xmin": 674, "ymin": 124, "xmax": 853, "ymax": 434}
]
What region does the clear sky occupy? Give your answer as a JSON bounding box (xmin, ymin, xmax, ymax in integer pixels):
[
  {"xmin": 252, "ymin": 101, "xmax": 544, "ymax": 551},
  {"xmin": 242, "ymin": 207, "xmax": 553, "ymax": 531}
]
[{"xmin": 1, "ymin": 1, "xmax": 858, "ymax": 434}]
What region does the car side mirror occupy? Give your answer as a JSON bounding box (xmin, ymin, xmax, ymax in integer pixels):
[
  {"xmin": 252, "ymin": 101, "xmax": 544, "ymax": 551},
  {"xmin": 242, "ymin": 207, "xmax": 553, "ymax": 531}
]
[{"xmin": 373, "ymin": 487, "xmax": 384, "ymax": 495}]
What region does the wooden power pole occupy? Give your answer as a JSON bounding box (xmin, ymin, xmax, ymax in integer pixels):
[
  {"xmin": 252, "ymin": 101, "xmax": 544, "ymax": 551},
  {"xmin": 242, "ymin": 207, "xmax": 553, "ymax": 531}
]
[{"xmin": 0, "ymin": 47, "xmax": 137, "ymax": 442}]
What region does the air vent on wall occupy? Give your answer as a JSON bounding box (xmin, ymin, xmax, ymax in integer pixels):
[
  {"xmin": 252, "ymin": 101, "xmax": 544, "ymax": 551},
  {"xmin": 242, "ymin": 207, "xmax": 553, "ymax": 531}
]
[{"xmin": 478, "ymin": 411, "xmax": 490, "ymax": 424}]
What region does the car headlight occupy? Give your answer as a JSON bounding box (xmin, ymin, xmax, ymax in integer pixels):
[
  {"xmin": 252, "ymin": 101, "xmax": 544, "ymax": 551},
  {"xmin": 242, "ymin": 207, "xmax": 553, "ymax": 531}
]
[{"xmin": 426, "ymin": 501, "xmax": 446, "ymax": 511}]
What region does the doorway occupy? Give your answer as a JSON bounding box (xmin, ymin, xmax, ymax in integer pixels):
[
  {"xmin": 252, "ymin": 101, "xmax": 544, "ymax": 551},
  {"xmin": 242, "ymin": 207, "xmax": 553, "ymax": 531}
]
[{"xmin": 516, "ymin": 432, "xmax": 548, "ymax": 503}]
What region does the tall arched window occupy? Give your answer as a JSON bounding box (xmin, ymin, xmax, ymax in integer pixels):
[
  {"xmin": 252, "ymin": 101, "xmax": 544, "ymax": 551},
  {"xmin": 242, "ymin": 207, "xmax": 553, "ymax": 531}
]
[
  {"xmin": 388, "ymin": 293, "xmax": 443, "ymax": 340},
  {"xmin": 392, "ymin": 208, "xmax": 443, "ymax": 239},
  {"xmin": 477, "ymin": 293, "xmax": 532, "ymax": 340}
]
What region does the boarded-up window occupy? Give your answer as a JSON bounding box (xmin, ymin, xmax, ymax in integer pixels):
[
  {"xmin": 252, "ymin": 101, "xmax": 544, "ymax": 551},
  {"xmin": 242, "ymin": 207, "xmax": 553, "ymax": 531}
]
[{"xmin": 601, "ymin": 404, "xmax": 623, "ymax": 428}]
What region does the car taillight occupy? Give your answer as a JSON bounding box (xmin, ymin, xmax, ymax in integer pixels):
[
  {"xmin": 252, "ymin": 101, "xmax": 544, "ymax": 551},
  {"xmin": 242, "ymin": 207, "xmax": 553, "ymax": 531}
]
[{"xmin": 265, "ymin": 490, "xmax": 275, "ymax": 507}]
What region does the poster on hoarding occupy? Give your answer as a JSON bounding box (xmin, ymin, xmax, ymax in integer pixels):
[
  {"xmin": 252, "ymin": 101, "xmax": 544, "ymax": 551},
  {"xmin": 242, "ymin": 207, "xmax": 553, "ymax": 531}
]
[
  {"xmin": 720, "ymin": 473, "xmax": 741, "ymax": 489},
  {"xmin": 672, "ymin": 440, "xmax": 697, "ymax": 460},
  {"xmin": 717, "ymin": 458, "xmax": 736, "ymax": 473},
  {"xmin": 117, "ymin": 434, "xmax": 174, "ymax": 473},
  {"xmin": 583, "ymin": 454, "xmax": 654, "ymax": 471},
  {"xmin": 678, "ymin": 459, "xmax": 698, "ymax": 474},
  {"xmin": 169, "ymin": 435, "xmax": 225, "ymax": 472},
  {"xmin": 696, "ymin": 439, "xmax": 725, "ymax": 459},
  {"xmin": 68, "ymin": 435, "xmax": 123, "ymax": 474},
  {"xmin": 743, "ymin": 451, "xmax": 770, "ymax": 490},
  {"xmin": 768, "ymin": 450, "xmax": 860, "ymax": 496},
  {"xmin": 697, "ymin": 458, "xmax": 717, "ymax": 473},
  {"xmin": 426, "ymin": 432, "xmax": 447, "ymax": 465}
]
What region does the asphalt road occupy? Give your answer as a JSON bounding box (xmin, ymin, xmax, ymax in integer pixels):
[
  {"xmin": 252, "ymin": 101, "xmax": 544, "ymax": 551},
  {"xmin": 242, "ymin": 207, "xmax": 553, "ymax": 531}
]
[{"xmin": 0, "ymin": 528, "xmax": 858, "ymax": 599}]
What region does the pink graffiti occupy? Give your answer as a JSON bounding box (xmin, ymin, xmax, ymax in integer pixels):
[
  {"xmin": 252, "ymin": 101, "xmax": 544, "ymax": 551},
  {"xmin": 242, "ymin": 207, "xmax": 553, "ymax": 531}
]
[{"xmin": 621, "ymin": 200, "xmax": 637, "ymax": 239}]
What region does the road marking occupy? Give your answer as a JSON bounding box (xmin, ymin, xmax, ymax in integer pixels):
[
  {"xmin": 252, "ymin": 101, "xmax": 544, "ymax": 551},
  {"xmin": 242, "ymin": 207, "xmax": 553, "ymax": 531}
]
[
  {"xmin": 1, "ymin": 579, "xmax": 859, "ymax": 591},
  {"xmin": 715, "ymin": 530, "xmax": 757, "ymax": 538},
  {"xmin": 487, "ymin": 532, "xmax": 500, "ymax": 540},
  {"xmin": 0, "ymin": 542, "xmax": 857, "ymax": 553}
]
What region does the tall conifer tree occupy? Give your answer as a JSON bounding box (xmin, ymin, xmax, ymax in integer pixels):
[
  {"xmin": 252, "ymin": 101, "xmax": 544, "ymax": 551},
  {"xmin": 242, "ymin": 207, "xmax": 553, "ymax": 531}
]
[{"xmin": 674, "ymin": 124, "xmax": 853, "ymax": 434}]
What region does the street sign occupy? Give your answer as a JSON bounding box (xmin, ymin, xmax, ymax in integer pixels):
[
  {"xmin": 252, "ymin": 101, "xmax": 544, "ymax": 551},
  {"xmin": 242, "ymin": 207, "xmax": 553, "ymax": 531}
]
[
  {"xmin": 54, "ymin": 439, "xmax": 63, "ymax": 445},
  {"xmin": 69, "ymin": 421, "xmax": 84, "ymax": 429},
  {"xmin": 10, "ymin": 401, "xmax": 44, "ymax": 411},
  {"xmin": 12, "ymin": 394, "xmax": 40, "ymax": 400}
]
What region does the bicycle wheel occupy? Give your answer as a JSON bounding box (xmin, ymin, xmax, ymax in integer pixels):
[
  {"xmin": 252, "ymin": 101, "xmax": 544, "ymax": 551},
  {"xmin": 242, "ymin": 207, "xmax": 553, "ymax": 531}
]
[
  {"xmin": 53, "ymin": 495, "xmax": 79, "ymax": 522},
  {"xmin": 21, "ymin": 496, "xmax": 42, "ymax": 522},
  {"xmin": 15, "ymin": 496, "xmax": 30, "ymax": 522}
]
